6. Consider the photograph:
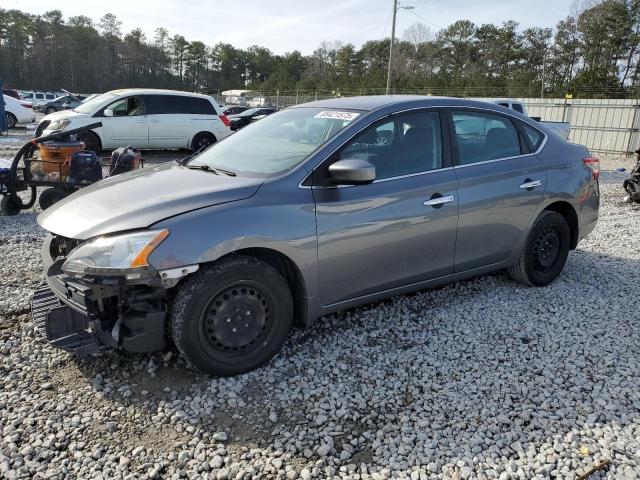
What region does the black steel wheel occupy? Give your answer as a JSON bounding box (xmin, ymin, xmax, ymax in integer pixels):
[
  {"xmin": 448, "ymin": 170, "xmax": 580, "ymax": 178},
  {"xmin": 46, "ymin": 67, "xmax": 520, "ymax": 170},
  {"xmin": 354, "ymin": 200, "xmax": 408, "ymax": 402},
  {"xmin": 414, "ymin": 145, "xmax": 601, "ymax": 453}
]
[
  {"xmin": 5, "ymin": 113, "xmax": 17, "ymax": 129},
  {"xmin": 508, "ymin": 211, "xmax": 570, "ymax": 286},
  {"xmin": 191, "ymin": 132, "xmax": 216, "ymax": 152},
  {"xmin": 77, "ymin": 131, "xmax": 101, "ymax": 154},
  {"xmin": 170, "ymin": 256, "xmax": 293, "ymax": 376}
]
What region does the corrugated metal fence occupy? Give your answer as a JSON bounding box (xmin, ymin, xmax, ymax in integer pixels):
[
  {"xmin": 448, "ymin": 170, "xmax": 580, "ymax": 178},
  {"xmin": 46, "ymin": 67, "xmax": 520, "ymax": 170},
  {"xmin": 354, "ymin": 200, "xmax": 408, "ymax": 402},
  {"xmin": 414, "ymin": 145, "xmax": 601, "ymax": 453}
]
[{"xmin": 521, "ymin": 98, "xmax": 640, "ymax": 157}]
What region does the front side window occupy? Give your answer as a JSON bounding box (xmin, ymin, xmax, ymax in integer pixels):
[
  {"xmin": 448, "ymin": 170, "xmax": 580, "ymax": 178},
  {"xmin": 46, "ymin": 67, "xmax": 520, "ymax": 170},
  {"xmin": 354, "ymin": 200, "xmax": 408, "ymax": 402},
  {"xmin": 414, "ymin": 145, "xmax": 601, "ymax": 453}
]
[
  {"xmin": 337, "ymin": 110, "xmax": 443, "ymax": 180},
  {"xmin": 452, "ymin": 111, "xmax": 521, "ymax": 165},
  {"xmin": 106, "ymin": 96, "xmax": 144, "ymax": 116},
  {"xmin": 190, "ymin": 107, "xmax": 360, "ymax": 177}
]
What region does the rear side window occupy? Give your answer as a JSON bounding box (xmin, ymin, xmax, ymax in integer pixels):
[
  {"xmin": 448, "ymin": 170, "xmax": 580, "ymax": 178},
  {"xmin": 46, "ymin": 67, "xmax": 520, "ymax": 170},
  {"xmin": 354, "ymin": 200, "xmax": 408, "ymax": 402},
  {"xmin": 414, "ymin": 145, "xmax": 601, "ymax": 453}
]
[
  {"xmin": 521, "ymin": 123, "xmax": 544, "ymax": 150},
  {"xmin": 512, "ymin": 103, "xmax": 524, "ymax": 113},
  {"xmin": 145, "ymin": 95, "xmax": 216, "ymax": 115},
  {"xmin": 452, "ymin": 111, "xmax": 522, "ymax": 165}
]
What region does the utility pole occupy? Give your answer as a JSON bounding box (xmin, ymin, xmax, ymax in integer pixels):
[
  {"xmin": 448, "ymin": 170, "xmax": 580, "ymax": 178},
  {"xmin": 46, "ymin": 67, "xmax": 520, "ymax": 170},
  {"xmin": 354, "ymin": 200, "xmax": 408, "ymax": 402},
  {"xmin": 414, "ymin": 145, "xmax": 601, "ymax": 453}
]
[
  {"xmin": 386, "ymin": 0, "xmax": 398, "ymax": 95},
  {"xmin": 386, "ymin": 1, "xmax": 415, "ymax": 95}
]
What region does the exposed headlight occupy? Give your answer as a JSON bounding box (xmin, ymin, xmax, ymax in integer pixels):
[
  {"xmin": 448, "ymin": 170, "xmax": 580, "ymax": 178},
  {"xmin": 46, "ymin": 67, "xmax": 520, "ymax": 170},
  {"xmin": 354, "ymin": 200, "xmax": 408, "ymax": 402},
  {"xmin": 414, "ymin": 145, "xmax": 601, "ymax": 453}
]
[
  {"xmin": 62, "ymin": 229, "xmax": 169, "ymax": 277},
  {"xmin": 47, "ymin": 119, "xmax": 71, "ymax": 131}
]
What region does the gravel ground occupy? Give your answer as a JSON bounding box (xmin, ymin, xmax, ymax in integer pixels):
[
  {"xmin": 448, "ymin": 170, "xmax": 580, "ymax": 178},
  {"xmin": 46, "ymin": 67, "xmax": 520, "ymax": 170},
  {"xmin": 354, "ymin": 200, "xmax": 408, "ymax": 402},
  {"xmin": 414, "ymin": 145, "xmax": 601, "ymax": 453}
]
[{"xmin": 1, "ymin": 124, "xmax": 640, "ymax": 479}]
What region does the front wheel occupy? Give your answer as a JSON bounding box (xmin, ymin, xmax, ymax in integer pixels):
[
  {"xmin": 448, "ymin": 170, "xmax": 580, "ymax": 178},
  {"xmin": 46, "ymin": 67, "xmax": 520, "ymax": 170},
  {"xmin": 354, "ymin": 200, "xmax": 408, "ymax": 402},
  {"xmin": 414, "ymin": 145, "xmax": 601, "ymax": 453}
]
[
  {"xmin": 508, "ymin": 211, "xmax": 570, "ymax": 286},
  {"xmin": 45, "ymin": 107, "xmax": 57, "ymax": 114},
  {"xmin": 170, "ymin": 256, "xmax": 293, "ymax": 376},
  {"xmin": 77, "ymin": 131, "xmax": 101, "ymax": 154}
]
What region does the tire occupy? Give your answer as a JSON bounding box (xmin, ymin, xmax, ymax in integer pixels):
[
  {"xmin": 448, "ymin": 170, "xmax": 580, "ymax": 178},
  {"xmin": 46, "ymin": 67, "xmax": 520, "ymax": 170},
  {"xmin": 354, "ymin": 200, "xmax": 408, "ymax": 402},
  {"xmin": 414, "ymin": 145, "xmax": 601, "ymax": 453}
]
[
  {"xmin": 38, "ymin": 188, "xmax": 68, "ymax": 210},
  {"xmin": 170, "ymin": 255, "xmax": 293, "ymax": 376},
  {"xmin": 77, "ymin": 131, "xmax": 101, "ymax": 154},
  {"xmin": 45, "ymin": 107, "xmax": 57, "ymax": 114},
  {"xmin": 191, "ymin": 132, "xmax": 216, "ymax": 152},
  {"xmin": 1, "ymin": 196, "xmax": 21, "ymax": 216},
  {"xmin": 508, "ymin": 211, "xmax": 570, "ymax": 286},
  {"xmin": 5, "ymin": 113, "xmax": 17, "ymax": 129}
]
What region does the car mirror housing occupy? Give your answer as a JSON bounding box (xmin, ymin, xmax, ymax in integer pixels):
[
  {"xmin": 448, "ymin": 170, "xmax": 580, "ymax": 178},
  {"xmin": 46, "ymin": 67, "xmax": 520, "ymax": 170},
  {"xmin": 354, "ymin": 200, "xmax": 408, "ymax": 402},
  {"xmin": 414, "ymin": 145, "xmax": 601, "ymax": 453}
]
[
  {"xmin": 104, "ymin": 108, "xmax": 114, "ymax": 117},
  {"xmin": 328, "ymin": 159, "xmax": 376, "ymax": 185}
]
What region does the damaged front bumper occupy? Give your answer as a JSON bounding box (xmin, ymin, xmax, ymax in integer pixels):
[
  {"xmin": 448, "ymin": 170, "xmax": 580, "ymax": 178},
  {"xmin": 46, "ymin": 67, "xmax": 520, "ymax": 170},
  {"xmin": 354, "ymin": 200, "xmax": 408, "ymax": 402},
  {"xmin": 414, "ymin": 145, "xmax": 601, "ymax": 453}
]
[{"xmin": 32, "ymin": 235, "xmax": 171, "ymax": 355}]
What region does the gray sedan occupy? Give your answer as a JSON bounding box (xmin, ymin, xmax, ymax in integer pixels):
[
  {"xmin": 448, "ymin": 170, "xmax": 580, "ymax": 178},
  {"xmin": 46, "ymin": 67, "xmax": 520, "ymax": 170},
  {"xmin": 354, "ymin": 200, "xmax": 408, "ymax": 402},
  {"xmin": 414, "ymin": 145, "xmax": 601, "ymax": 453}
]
[{"xmin": 34, "ymin": 96, "xmax": 600, "ymax": 375}]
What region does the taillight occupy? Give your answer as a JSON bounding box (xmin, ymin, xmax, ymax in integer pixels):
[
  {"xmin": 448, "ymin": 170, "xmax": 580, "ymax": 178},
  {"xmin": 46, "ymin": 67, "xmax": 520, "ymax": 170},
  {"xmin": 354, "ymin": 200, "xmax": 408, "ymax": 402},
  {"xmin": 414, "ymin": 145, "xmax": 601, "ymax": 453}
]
[
  {"xmin": 583, "ymin": 157, "xmax": 600, "ymax": 180},
  {"xmin": 24, "ymin": 104, "xmax": 32, "ymax": 108},
  {"xmin": 219, "ymin": 114, "xmax": 231, "ymax": 128}
]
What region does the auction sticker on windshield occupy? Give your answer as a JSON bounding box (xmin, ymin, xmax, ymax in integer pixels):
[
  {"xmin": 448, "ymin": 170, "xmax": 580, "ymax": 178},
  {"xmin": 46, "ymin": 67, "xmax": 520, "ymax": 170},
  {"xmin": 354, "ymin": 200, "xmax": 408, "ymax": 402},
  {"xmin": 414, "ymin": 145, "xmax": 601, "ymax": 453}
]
[{"xmin": 314, "ymin": 111, "xmax": 360, "ymax": 121}]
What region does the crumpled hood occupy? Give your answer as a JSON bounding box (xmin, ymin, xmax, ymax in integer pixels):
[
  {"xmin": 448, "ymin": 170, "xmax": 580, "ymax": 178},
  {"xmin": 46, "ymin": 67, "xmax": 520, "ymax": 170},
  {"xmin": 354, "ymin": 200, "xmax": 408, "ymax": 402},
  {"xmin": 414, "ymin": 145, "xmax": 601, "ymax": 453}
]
[{"xmin": 38, "ymin": 162, "xmax": 262, "ymax": 239}]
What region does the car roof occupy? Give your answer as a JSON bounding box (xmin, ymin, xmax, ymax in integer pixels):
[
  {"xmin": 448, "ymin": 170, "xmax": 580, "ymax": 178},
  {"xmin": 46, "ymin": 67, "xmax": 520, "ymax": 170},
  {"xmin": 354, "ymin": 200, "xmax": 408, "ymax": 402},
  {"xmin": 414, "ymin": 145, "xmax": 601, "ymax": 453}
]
[
  {"xmin": 107, "ymin": 88, "xmax": 214, "ymax": 100},
  {"xmin": 294, "ymin": 95, "xmax": 514, "ymax": 112}
]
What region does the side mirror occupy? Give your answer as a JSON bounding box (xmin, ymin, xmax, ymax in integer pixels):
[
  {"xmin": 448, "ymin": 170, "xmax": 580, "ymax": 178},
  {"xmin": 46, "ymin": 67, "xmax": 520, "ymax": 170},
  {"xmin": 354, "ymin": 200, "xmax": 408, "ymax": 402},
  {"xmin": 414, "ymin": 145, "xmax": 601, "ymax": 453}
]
[
  {"xmin": 328, "ymin": 159, "xmax": 376, "ymax": 185},
  {"xmin": 104, "ymin": 108, "xmax": 114, "ymax": 117}
]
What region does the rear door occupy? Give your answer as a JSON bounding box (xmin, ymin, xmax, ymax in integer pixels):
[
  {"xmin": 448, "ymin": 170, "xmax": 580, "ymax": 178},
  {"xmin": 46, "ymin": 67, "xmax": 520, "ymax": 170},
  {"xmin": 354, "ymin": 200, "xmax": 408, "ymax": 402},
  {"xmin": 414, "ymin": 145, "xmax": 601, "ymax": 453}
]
[
  {"xmin": 449, "ymin": 109, "xmax": 547, "ymax": 272},
  {"xmin": 99, "ymin": 96, "xmax": 148, "ymax": 148},
  {"xmin": 145, "ymin": 95, "xmax": 191, "ymax": 148},
  {"xmin": 313, "ymin": 109, "xmax": 459, "ymax": 307}
]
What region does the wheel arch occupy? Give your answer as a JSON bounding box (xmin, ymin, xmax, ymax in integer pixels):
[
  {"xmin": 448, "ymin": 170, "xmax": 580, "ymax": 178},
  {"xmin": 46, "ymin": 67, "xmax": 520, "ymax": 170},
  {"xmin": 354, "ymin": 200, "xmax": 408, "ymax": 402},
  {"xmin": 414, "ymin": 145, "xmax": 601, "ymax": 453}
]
[
  {"xmin": 543, "ymin": 200, "xmax": 579, "ymax": 249},
  {"xmin": 207, "ymin": 247, "xmax": 308, "ymax": 327},
  {"xmin": 191, "ymin": 131, "xmax": 217, "ymax": 150}
]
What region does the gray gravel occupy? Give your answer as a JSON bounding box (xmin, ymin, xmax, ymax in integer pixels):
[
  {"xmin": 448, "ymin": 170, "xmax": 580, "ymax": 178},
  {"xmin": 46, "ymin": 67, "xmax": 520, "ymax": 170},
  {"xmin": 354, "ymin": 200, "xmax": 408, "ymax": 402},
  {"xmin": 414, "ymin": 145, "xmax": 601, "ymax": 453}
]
[{"xmin": 1, "ymin": 126, "xmax": 640, "ymax": 479}]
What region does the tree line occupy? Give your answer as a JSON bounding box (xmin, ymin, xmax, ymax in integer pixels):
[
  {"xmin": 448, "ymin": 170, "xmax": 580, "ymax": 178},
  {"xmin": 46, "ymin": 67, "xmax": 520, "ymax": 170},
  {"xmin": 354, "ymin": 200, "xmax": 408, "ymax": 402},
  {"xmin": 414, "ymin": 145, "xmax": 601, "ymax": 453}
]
[{"xmin": 1, "ymin": 0, "xmax": 639, "ymax": 99}]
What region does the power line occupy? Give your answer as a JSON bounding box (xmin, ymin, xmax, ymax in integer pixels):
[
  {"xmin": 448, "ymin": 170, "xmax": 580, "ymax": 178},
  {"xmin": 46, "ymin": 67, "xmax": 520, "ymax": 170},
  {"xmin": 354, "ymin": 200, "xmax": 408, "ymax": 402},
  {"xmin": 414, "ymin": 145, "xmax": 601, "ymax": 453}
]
[{"xmin": 406, "ymin": 8, "xmax": 442, "ymax": 30}]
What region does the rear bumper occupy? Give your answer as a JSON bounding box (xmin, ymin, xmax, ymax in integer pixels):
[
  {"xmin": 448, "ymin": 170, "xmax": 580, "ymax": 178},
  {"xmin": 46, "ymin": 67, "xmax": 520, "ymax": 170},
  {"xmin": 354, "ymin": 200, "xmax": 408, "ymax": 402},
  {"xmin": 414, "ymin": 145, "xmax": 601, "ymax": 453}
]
[{"xmin": 33, "ymin": 260, "xmax": 168, "ymax": 355}]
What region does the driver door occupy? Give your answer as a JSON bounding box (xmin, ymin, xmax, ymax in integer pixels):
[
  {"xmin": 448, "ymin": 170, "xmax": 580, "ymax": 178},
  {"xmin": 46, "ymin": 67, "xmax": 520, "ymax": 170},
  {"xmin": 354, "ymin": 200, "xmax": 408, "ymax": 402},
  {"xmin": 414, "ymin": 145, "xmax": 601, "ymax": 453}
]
[
  {"xmin": 100, "ymin": 96, "xmax": 149, "ymax": 149},
  {"xmin": 312, "ymin": 109, "xmax": 459, "ymax": 307}
]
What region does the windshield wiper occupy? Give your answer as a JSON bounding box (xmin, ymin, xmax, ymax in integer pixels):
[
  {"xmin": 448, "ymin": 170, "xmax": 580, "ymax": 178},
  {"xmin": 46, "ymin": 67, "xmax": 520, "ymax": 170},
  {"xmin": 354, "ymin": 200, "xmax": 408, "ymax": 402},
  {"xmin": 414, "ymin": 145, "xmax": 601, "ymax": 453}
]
[
  {"xmin": 214, "ymin": 167, "xmax": 237, "ymax": 177},
  {"xmin": 186, "ymin": 164, "xmax": 219, "ymax": 175}
]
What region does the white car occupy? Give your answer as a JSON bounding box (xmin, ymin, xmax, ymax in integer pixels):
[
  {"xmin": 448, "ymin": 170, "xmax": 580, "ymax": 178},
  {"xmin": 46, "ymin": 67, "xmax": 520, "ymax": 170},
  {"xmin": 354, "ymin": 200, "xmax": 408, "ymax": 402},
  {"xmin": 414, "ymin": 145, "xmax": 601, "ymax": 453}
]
[
  {"xmin": 3, "ymin": 94, "xmax": 36, "ymax": 129},
  {"xmin": 37, "ymin": 89, "xmax": 232, "ymax": 152}
]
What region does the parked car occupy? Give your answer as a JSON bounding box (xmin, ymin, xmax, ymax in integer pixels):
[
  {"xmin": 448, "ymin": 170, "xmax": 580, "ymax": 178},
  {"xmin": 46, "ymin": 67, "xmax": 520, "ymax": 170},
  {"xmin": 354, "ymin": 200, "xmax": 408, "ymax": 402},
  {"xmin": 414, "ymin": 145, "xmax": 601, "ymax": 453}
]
[
  {"xmin": 33, "ymin": 95, "xmax": 600, "ymax": 376},
  {"xmin": 20, "ymin": 91, "xmax": 58, "ymax": 106},
  {"xmin": 2, "ymin": 88, "xmax": 21, "ymax": 100},
  {"xmin": 2, "ymin": 94, "xmax": 36, "ymax": 129},
  {"xmin": 491, "ymin": 100, "xmax": 571, "ymax": 140},
  {"xmin": 36, "ymin": 88, "xmax": 232, "ymax": 153},
  {"xmin": 247, "ymin": 96, "xmax": 272, "ymax": 108},
  {"xmin": 221, "ymin": 105, "xmax": 249, "ymax": 115},
  {"xmin": 228, "ymin": 107, "xmax": 276, "ymax": 130},
  {"xmin": 62, "ymin": 93, "xmax": 98, "ymax": 109},
  {"xmin": 35, "ymin": 93, "xmax": 86, "ymax": 114}
]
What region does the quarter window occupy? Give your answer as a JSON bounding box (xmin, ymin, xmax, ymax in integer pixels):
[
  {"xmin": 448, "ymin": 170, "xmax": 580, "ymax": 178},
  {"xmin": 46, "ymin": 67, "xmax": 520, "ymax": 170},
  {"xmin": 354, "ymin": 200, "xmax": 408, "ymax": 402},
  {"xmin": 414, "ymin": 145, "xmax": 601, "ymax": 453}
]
[
  {"xmin": 521, "ymin": 123, "xmax": 544, "ymax": 150},
  {"xmin": 452, "ymin": 112, "xmax": 522, "ymax": 165},
  {"xmin": 338, "ymin": 111, "xmax": 443, "ymax": 180}
]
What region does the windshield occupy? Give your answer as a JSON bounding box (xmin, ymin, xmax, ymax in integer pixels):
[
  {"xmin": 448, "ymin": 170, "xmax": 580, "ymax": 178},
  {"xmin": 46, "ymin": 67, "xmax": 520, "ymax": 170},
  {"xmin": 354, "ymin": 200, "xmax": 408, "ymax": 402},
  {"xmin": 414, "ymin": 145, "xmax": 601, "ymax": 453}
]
[
  {"xmin": 190, "ymin": 107, "xmax": 362, "ymax": 177},
  {"xmin": 74, "ymin": 92, "xmax": 117, "ymax": 114}
]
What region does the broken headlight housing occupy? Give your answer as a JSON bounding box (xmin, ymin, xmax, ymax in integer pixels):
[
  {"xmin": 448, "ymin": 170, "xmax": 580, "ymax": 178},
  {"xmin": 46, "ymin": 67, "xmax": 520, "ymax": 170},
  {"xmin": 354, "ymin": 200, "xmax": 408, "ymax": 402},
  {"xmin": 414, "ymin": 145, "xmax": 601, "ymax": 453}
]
[{"xmin": 61, "ymin": 229, "xmax": 169, "ymax": 278}]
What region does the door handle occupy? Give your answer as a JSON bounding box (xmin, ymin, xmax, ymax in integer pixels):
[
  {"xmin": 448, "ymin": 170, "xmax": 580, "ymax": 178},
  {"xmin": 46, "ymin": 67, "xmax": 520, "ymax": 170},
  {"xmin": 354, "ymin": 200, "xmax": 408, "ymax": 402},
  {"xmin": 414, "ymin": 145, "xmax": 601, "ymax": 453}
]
[
  {"xmin": 424, "ymin": 195, "xmax": 454, "ymax": 207},
  {"xmin": 136, "ymin": 119, "xmax": 146, "ymax": 124},
  {"xmin": 520, "ymin": 179, "xmax": 542, "ymax": 190}
]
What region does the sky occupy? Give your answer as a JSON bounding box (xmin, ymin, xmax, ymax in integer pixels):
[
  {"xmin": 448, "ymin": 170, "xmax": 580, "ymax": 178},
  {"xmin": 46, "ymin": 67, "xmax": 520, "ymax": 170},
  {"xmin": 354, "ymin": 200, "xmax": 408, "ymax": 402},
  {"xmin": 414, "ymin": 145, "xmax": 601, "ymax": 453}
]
[{"xmin": 8, "ymin": 0, "xmax": 576, "ymax": 54}]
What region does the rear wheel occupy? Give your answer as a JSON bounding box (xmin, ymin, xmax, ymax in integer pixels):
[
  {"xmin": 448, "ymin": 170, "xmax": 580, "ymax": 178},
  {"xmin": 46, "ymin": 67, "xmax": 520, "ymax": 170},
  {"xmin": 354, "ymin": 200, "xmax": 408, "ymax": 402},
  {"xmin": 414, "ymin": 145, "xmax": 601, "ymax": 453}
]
[
  {"xmin": 170, "ymin": 256, "xmax": 293, "ymax": 376},
  {"xmin": 508, "ymin": 211, "xmax": 570, "ymax": 286},
  {"xmin": 39, "ymin": 188, "xmax": 69, "ymax": 210},
  {"xmin": 1, "ymin": 196, "xmax": 21, "ymax": 216},
  {"xmin": 5, "ymin": 113, "xmax": 17, "ymax": 129},
  {"xmin": 77, "ymin": 131, "xmax": 101, "ymax": 154},
  {"xmin": 191, "ymin": 132, "xmax": 216, "ymax": 152}
]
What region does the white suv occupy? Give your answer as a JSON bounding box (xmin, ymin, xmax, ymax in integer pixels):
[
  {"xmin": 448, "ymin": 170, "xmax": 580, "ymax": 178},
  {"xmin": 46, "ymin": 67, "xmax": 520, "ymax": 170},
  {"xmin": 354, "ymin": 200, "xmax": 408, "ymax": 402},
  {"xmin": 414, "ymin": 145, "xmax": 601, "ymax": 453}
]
[{"xmin": 37, "ymin": 89, "xmax": 232, "ymax": 152}]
